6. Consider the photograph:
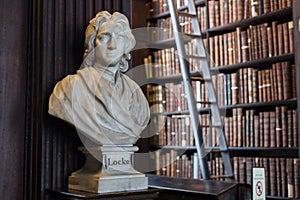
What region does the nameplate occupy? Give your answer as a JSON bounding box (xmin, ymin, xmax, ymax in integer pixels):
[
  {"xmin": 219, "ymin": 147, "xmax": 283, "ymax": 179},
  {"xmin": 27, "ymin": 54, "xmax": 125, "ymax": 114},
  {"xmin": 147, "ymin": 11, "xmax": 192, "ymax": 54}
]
[{"xmin": 108, "ymin": 157, "xmax": 131, "ymax": 166}]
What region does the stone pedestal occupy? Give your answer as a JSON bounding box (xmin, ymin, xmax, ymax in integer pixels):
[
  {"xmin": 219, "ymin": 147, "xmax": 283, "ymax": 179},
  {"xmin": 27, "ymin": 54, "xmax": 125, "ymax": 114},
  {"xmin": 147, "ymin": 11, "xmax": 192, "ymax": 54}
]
[{"xmin": 68, "ymin": 146, "xmax": 148, "ymax": 193}]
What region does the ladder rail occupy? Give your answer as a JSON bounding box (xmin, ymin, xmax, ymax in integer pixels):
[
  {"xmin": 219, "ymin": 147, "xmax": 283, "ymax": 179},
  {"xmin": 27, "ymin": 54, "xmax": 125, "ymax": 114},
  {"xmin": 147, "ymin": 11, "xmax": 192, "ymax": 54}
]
[
  {"xmin": 165, "ymin": 0, "xmax": 234, "ymax": 179},
  {"xmin": 186, "ymin": 0, "xmax": 234, "ymax": 177},
  {"xmin": 167, "ymin": 0, "xmax": 210, "ymax": 180}
]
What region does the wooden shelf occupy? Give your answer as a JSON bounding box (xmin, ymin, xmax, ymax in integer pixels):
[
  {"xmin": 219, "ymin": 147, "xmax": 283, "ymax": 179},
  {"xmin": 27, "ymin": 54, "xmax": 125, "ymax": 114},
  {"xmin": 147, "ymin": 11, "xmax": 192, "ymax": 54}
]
[
  {"xmin": 156, "ymin": 145, "xmax": 196, "ymax": 150},
  {"xmin": 150, "ymin": 99, "xmax": 297, "ymax": 116},
  {"xmin": 211, "ymin": 53, "xmax": 294, "ymax": 73},
  {"xmin": 152, "ymin": 146, "xmax": 298, "ymax": 158},
  {"xmin": 266, "ymin": 196, "xmax": 298, "ymax": 200},
  {"xmin": 147, "ymin": 70, "xmax": 202, "ymax": 85},
  {"xmin": 148, "ymin": 7, "xmax": 292, "ymax": 38},
  {"xmin": 229, "ymin": 147, "xmax": 299, "ymax": 158},
  {"xmin": 207, "ymin": 7, "xmax": 293, "ymax": 36},
  {"xmin": 150, "ymin": 107, "xmax": 211, "ymax": 116},
  {"xmin": 147, "ymin": 33, "xmax": 208, "ymax": 49},
  {"xmin": 221, "ymin": 99, "xmax": 297, "ymax": 110},
  {"xmin": 147, "ymin": 53, "xmax": 294, "ymax": 80}
]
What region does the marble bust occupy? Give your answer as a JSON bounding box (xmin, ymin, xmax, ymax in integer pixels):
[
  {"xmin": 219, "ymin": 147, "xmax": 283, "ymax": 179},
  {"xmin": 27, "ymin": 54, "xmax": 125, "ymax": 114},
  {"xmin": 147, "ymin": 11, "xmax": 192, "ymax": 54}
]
[{"xmin": 48, "ymin": 11, "xmax": 150, "ymax": 146}]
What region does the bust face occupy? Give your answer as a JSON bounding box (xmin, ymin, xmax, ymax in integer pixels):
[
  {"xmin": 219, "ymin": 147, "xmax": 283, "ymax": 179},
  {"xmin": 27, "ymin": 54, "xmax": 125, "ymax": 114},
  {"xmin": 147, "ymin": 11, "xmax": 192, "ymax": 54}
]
[{"xmin": 94, "ymin": 21, "xmax": 126, "ymax": 67}]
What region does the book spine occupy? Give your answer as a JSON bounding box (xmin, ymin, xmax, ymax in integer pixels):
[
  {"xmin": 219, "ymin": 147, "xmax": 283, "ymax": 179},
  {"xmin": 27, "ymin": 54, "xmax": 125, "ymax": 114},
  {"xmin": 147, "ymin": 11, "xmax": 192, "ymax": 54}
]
[
  {"xmin": 254, "ymin": 113, "xmax": 260, "ymax": 147},
  {"xmin": 287, "ymin": 158, "xmax": 294, "ymax": 198},
  {"xmin": 267, "ymin": 25, "xmax": 274, "ymax": 57},
  {"xmin": 270, "ymin": 111, "xmax": 276, "ymax": 147},
  {"xmin": 272, "ymin": 21, "xmax": 279, "ymax": 56},
  {"xmin": 294, "ymin": 158, "xmax": 299, "ymax": 198},
  {"xmin": 275, "ymin": 107, "xmax": 282, "ymax": 147},
  {"xmin": 259, "ymin": 111, "xmax": 264, "ymax": 147}
]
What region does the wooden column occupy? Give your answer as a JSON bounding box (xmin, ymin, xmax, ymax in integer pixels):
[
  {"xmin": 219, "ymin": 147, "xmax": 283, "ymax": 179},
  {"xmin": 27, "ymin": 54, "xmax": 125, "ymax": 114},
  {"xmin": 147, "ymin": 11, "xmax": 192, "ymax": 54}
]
[{"xmin": 0, "ymin": 0, "xmax": 29, "ymax": 199}]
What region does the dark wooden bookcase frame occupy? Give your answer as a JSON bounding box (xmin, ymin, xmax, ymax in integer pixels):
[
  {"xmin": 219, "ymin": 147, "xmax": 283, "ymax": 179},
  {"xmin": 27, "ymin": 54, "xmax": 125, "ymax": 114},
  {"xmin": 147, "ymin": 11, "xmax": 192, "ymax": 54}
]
[{"xmin": 142, "ymin": 0, "xmax": 300, "ymax": 199}]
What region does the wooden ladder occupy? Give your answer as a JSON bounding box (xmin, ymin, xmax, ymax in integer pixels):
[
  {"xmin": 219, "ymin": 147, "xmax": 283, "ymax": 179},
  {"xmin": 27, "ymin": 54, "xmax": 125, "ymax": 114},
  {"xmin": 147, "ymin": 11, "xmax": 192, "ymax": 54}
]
[{"xmin": 167, "ymin": 0, "xmax": 234, "ymax": 180}]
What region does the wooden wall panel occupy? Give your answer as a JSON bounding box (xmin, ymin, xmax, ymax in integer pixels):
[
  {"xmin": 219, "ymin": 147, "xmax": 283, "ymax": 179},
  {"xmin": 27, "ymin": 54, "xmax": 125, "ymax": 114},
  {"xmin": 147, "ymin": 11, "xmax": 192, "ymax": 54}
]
[
  {"xmin": 0, "ymin": 0, "xmax": 28, "ymax": 199},
  {"xmin": 24, "ymin": 1, "xmax": 132, "ymax": 200}
]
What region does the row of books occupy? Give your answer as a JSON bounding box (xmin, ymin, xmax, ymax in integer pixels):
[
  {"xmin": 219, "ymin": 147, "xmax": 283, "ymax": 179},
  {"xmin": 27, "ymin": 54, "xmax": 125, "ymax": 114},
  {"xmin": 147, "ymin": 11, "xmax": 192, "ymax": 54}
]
[
  {"xmin": 147, "ymin": 83, "xmax": 189, "ymax": 113},
  {"xmin": 209, "ymin": 21, "xmax": 294, "ymax": 66},
  {"xmin": 217, "ymin": 62, "xmax": 296, "ymax": 106},
  {"xmin": 147, "ymin": 0, "xmax": 292, "ymax": 21},
  {"xmin": 150, "ymin": 106, "xmax": 298, "ymax": 148},
  {"xmin": 153, "ymin": 114, "xmax": 194, "ymax": 147},
  {"xmin": 155, "ymin": 151, "xmax": 299, "ymax": 198},
  {"xmin": 146, "ymin": 61, "xmax": 296, "ymax": 110},
  {"xmin": 144, "ymin": 21, "xmax": 294, "ymax": 78},
  {"xmin": 147, "ymin": 6, "xmax": 207, "ymax": 39},
  {"xmin": 146, "ymin": 0, "xmax": 188, "ymax": 18},
  {"xmin": 144, "ymin": 39, "xmax": 208, "ymax": 78},
  {"xmin": 208, "ymin": 0, "xmax": 293, "ymax": 28},
  {"xmin": 232, "ymin": 157, "xmax": 299, "ymax": 198},
  {"xmin": 156, "ymin": 152, "xmax": 196, "ymax": 178},
  {"xmin": 224, "ymin": 107, "xmax": 298, "ymax": 148},
  {"xmin": 156, "ymin": 152, "xmax": 233, "ymax": 181},
  {"xmin": 151, "ymin": 113, "xmax": 227, "ymax": 148},
  {"xmin": 147, "ymin": 15, "xmax": 194, "ymax": 43},
  {"xmin": 146, "ymin": 80, "xmax": 213, "ymax": 113}
]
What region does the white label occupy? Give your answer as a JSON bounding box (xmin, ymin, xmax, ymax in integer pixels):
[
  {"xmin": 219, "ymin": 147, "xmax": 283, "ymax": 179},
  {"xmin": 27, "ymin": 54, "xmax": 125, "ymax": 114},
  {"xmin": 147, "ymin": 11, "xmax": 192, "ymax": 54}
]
[
  {"xmin": 288, "ymin": 21, "xmax": 293, "ymax": 29},
  {"xmin": 252, "ymin": 167, "xmax": 266, "ymax": 200}
]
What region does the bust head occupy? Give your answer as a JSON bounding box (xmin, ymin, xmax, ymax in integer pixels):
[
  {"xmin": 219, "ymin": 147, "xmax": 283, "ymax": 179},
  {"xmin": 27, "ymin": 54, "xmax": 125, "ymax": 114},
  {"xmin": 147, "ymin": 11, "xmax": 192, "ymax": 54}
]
[{"xmin": 83, "ymin": 11, "xmax": 136, "ymax": 72}]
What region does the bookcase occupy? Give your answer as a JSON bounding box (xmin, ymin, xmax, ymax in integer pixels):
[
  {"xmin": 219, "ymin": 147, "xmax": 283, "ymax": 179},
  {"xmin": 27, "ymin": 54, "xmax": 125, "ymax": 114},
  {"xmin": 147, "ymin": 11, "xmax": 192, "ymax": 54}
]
[{"xmin": 141, "ymin": 0, "xmax": 300, "ymax": 199}]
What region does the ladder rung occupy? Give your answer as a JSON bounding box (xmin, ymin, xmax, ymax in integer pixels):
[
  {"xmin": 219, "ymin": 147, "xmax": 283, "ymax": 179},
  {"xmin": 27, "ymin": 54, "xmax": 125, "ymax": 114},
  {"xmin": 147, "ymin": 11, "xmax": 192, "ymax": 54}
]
[
  {"xmin": 190, "ymin": 76, "xmax": 204, "ymax": 81},
  {"xmin": 185, "ymin": 55, "xmax": 207, "ymax": 60},
  {"xmin": 200, "ymin": 124, "xmax": 209, "ymax": 128},
  {"xmin": 184, "ymin": 33, "xmax": 202, "ymax": 38},
  {"xmin": 205, "ymin": 148, "xmax": 228, "ymax": 153},
  {"xmin": 196, "ymin": 100, "xmax": 212, "ymax": 104},
  {"xmin": 200, "ymin": 124, "xmax": 222, "ymax": 128},
  {"xmin": 190, "ymin": 73, "xmax": 213, "ymax": 82},
  {"xmin": 210, "ymin": 174, "xmax": 234, "ymax": 179},
  {"xmin": 177, "ymin": 11, "xmax": 197, "ymax": 17},
  {"xmin": 212, "ymin": 124, "xmax": 223, "ymax": 128}
]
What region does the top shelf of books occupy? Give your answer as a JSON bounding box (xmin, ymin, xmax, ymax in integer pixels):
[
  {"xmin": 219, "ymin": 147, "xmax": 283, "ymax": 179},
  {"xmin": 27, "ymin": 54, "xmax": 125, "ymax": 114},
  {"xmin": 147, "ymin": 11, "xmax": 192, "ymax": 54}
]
[{"xmin": 146, "ymin": 0, "xmax": 293, "ymax": 36}]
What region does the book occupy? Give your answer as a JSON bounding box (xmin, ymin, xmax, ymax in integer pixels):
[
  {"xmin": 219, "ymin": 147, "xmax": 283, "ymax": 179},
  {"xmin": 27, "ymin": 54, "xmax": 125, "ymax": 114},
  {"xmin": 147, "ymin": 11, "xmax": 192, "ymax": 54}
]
[
  {"xmin": 275, "ymin": 107, "xmax": 282, "ymax": 147},
  {"xmin": 270, "ymin": 111, "xmax": 276, "ymax": 147},
  {"xmin": 208, "ymin": 0, "xmax": 216, "ymax": 28}
]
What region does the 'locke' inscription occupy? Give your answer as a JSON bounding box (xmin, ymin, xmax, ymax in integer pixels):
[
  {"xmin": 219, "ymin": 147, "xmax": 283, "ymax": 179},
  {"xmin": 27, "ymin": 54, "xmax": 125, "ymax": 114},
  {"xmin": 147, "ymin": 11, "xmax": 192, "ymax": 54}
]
[{"xmin": 107, "ymin": 157, "xmax": 131, "ymax": 166}]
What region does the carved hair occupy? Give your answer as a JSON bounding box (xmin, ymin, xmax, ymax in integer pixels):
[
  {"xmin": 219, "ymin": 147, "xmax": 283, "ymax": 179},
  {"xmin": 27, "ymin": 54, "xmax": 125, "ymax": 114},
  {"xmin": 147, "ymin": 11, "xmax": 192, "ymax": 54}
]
[{"xmin": 83, "ymin": 11, "xmax": 136, "ymax": 72}]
